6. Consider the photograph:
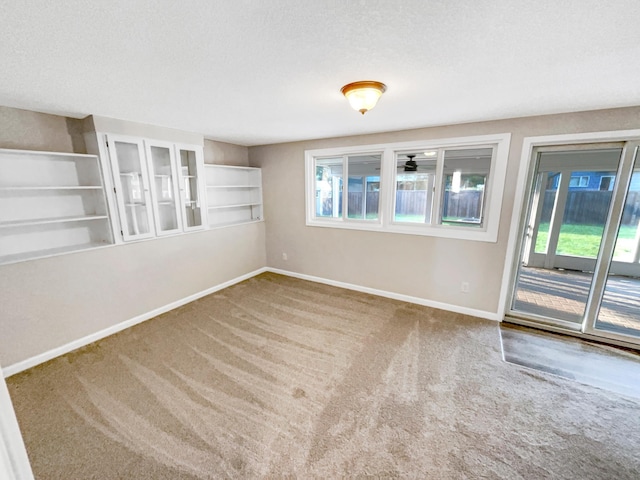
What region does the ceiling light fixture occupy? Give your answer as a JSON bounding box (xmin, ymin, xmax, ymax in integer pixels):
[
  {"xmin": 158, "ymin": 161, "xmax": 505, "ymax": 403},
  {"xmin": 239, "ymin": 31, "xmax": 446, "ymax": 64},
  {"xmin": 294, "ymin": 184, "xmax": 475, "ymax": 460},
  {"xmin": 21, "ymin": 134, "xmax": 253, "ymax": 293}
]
[{"xmin": 340, "ymin": 81, "xmax": 387, "ymax": 115}]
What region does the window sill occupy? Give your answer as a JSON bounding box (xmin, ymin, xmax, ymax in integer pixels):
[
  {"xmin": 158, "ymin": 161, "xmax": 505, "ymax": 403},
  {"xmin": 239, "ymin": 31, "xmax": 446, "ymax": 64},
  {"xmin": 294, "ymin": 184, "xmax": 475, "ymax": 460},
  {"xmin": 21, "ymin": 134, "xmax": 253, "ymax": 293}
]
[{"xmin": 306, "ymin": 218, "xmax": 497, "ymax": 242}]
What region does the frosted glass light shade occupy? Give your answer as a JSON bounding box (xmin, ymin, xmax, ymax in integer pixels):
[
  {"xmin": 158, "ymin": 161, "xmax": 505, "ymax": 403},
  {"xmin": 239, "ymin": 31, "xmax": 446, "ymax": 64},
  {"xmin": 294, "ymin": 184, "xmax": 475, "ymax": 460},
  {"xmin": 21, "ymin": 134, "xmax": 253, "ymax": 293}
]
[{"xmin": 341, "ymin": 81, "xmax": 387, "ymax": 115}]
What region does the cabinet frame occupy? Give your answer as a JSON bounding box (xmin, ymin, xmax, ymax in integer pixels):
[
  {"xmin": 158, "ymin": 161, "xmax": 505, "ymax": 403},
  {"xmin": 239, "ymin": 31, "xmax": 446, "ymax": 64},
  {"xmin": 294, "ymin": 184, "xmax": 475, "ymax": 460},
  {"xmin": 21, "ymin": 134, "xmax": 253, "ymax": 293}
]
[
  {"xmin": 175, "ymin": 143, "xmax": 208, "ymax": 232},
  {"xmin": 144, "ymin": 140, "xmax": 184, "ymax": 237},
  {"xmin": 106, "ymin": 134, "xmax": 156, "ymax": 242}
]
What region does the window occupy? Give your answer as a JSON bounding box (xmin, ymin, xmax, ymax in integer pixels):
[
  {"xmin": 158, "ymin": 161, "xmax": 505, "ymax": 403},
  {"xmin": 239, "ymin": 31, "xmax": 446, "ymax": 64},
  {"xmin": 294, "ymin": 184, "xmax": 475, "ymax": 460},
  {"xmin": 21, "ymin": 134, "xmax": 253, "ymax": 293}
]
[
  {"xmin": 439, "ymin": 148, "xmax": 491, "ymax": 227},
  {"xmin": 314, "ymin": 154, "xmax": 382, "ymax": 221},
  {"xmin": 599, "ymin": 175, "xmax": 615, "ymax": 191},
  {"xmin": 394, "ymin": 153, "xmax": 436, "ymax": 224},
  {"xmin": 305, "ymin": 133, "xmax": 511, "ymax": 242},
  {"xmin": 347, "ymin": 155, "xmax": 382, "ymax": 220},
  {"xmin": 315, "ymin": 157, "xmax": 343, "ymax": 218},
  {"xmin": 569, "ymin": 175, "xmax": 589, "ymax": 188}
]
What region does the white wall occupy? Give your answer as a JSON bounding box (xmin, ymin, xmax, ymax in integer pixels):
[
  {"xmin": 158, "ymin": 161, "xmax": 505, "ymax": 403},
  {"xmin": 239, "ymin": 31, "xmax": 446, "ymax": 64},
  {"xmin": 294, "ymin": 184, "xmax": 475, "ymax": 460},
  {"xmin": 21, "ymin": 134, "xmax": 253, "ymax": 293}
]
[{"xmin": 249, "ymin": 106, "xmax": 640, "ymax": 317}]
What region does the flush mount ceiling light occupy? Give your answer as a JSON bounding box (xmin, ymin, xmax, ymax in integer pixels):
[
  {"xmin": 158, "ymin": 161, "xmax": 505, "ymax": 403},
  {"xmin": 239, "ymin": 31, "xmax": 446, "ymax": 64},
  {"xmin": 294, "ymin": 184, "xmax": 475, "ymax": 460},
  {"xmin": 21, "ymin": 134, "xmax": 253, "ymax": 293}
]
[{"xmin": 340, "ymin": 81, "xmax": 387, "ymax": 115}]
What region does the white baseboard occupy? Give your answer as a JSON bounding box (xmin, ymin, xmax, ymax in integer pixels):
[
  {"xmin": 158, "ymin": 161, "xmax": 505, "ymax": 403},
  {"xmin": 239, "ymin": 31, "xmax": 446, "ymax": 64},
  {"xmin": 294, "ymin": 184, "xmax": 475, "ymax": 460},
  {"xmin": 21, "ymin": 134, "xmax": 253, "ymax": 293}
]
[
  {"xmin": 2, "ymin": 267, "xmax": 268, "ymax": 378},
  {"xmin": 266, "ymin": 267, "xmax": 501, "ymax": 322},
  {"xmin": 3, "ymin": 265, "xmax": 499, "ymax": 378}
]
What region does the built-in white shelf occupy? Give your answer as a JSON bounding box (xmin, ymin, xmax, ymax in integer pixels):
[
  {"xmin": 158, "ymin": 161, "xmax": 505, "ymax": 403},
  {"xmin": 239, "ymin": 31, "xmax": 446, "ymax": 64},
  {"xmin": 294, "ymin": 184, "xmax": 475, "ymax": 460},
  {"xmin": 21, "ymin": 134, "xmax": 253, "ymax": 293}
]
[
  {"xmin": 0, "ymin": 242, "xmax": 112, "ymax": 266},
  {"xmin": 0, "ymin": 215, "xmax": 109, "ymax": 228},
  {"xmin": 204, "ymin": 165, "xmax": 263, "ymax": 228},
  {"xmin": 0, "ymin": 186, "xmax": 103, "ymax": 191},
  {"xmin": 0, "ymin": 148, "xmax": 114, "ymax": 264},
  {"xmin": 206, "ymin": 185, "xmax": 262, "ymax": 189},
  {"xmin": 207, "ymin": 203, "xmax": 262, "ymax": 209}
]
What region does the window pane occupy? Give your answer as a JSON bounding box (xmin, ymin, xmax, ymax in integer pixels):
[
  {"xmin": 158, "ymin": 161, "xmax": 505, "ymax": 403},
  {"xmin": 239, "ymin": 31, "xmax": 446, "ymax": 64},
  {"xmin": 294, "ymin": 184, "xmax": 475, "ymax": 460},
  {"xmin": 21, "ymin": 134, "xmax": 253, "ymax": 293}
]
[
  {"xmin": 556, "ymin": 169, "xmax": 617, "ymax": 257},
  {"xmin": 613, "ymin": 171, "xmax": 640, "ymax": 261},
  {"xmin": 440, "ymin": 148, "xmax": 492, "ymax": 227},
  {"xmin": 315, "ymin": 157, "xmax": 343, "ymax": 218},
  {"xmin": 347, "ymin": 154, "xmax": 381, "ymax": 220},
  {"xmin": 534, "ymin": 172, "xmax": 560, "ymax": 254},
  {"xmin": 569, "ymin": 175, "xmax": 590, "ymax": 188},
  {"xmin": 394, "ymin": 152, "xmax": 436, "ymax": 223}
]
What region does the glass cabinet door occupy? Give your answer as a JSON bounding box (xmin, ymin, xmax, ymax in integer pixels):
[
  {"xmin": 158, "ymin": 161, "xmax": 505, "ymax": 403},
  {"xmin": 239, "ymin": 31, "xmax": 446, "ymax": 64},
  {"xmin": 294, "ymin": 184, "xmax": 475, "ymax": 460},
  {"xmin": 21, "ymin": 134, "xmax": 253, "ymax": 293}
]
[
  {"xmin": 145, "ymin": 142, "xmax": 182, "ymax": 236},
  {"xmin": 175, "ymin": 145, "xmax": 205, "ymax": 231},
  {"xmin": 107, "ymin": 135, "xmax": 155, "ymax": 241}
]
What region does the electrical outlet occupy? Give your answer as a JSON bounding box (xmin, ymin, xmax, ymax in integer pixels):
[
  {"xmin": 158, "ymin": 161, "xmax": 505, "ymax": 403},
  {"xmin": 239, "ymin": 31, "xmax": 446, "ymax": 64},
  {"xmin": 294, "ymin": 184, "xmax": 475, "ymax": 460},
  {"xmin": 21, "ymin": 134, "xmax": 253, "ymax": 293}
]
[
  {"xmin": 282, "ymin": 253, "xmax": 288, "ymax": 261},
  {"xmin": 461, "ymin": 282, "xmax": 470, "ymax": 293}
]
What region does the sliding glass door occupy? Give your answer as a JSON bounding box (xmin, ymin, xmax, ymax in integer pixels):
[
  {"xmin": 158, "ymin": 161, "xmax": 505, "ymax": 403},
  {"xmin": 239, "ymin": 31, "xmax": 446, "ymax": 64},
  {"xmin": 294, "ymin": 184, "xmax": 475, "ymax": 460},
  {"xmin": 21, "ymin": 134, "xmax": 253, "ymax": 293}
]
[{"xmin": 509, "ymin": 142, "xmax": 640, "ymax": 347}]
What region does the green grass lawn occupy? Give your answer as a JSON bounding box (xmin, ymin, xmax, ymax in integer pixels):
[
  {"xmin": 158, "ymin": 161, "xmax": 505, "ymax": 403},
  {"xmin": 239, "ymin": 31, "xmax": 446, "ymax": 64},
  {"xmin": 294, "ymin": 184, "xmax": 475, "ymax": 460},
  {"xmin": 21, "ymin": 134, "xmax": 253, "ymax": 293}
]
[
  {"xmin": 394, "ymin": 214, "xmax": 427, "ymax": 223},
  {"xmin": 347, "ymin": 212, "xmax": 379, "ymax": 220},
  {"xmin": 535, "ymin": 223, "xmax": 638, "ymax": 259},
  {"xmin": 346, "ymin": 213, "xmax": 428, "ymax": 221}
]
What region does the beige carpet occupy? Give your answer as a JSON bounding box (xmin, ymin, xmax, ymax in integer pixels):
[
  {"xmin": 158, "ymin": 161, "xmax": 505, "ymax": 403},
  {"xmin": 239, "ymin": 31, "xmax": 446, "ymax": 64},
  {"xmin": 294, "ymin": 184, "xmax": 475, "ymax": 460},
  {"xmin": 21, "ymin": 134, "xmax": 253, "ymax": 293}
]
[{"xmin": 7, "ymin": 273, "xmax": 640, "ymax": 479}]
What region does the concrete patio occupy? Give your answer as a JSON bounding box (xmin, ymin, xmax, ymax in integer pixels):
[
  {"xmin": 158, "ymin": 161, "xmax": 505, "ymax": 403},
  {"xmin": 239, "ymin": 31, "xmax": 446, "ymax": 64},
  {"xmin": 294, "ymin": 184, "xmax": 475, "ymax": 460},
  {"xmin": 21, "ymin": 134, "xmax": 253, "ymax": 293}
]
[{"xmin": 513, "ymin": 266, "xmax": 640, "ymax": 336}]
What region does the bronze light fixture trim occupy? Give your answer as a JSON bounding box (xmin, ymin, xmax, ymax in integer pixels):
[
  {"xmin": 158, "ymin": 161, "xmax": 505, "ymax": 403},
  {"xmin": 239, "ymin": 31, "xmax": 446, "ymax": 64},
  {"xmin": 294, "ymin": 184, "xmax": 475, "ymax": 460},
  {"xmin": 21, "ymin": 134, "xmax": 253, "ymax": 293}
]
[{"xmin": 340, "ymin": 80, "xmax": 387, "ymax": 115}]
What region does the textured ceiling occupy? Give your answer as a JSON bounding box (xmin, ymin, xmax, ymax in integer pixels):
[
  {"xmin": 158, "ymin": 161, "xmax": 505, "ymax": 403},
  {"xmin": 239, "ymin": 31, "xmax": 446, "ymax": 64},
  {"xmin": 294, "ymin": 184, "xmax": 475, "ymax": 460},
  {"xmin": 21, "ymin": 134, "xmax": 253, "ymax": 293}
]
[{"xmin": 1, "ymin": 1, "xmax": 640, "ymax": 146}]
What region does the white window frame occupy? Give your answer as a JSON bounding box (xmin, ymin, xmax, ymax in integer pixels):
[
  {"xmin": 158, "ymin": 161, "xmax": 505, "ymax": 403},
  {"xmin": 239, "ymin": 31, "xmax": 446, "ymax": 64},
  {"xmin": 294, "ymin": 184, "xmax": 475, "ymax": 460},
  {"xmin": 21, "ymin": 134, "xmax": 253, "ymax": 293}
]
[
  {"xmin": 305, "ymin": 133, "xmax": 511, "ymax": 242},
  {"xmin": 569, "ymin": 175, "xmax": 590, "ymax": 188},
  {"xmin": 313, "ymin": 151, "xmax": 384, "ymax": 225},
  {"xmin": 599, "ymin": 175, "xmax": 615, "ymax": 191}
]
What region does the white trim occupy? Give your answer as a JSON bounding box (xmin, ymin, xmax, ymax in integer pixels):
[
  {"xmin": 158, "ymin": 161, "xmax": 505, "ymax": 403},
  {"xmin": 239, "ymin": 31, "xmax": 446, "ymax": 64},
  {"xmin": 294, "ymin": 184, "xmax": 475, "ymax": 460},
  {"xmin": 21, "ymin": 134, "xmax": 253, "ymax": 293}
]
[
  {"xmin": 304, "ymin": 133, "xmax": 514, "ymax": 158},
  {"xmin": 2, "ymin": 267, "xmax": 268, "ymax": 378},
  {"xmin": 305, "ymin": 133, "xmax": 511, "ymax": 243},
  {"xmin": 498, "ymin": 128, "xmax": 640, "ymax": 319},
  {"xmin": 0, "ymin": 366, "xmax": 34, "ymax": 479},
  {"xmin": 505, "ymin": 316, "xmax": 640, "ymax": 352},
  {"xmin": 203, "ymin": 164, "xmax": 260, "ymax": 171},
  {"xmin": 0, "ymin": 147, "xmax": 96, "ymax": 159},
  {"xmin": 267, "ymin": 267, "xmax": 500, "ymax": 321}
]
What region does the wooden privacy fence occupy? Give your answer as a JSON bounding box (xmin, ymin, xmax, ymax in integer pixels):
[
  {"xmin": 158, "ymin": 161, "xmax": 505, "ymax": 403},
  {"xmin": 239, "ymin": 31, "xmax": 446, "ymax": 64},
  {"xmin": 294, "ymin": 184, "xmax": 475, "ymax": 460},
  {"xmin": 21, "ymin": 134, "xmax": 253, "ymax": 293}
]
[
  {"xmin": 541, "ymin": 191, "xmax": 640, "ymax": 225},
  {"xmin": 394, "ymin": 191, "xmax": 427, "ymax": 216},
  {"xmin": 322, "ymin": 190, "xmax": 640, "ymax": 225},
  {"xmin": 326, "ymin": 190, "xmax": 640, "ymax": 225},
  {"xmin": 441, "ymin": 191, "xmax": 483, "ymax": 220},
  {"xmin": 345, "ymin": 190, "xmax": 484, "ymax": 218},
  {"xmin": 347, "ymin": 192, "xmax": 380, "ymax": 216}
]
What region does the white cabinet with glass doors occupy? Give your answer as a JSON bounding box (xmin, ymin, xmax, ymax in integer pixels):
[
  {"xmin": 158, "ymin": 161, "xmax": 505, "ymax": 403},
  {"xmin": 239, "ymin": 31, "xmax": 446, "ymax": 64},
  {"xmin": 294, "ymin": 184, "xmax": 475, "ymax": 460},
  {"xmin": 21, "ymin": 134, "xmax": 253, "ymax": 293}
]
[
  {"xmin": 175, "ymin": 144, "xmax": 206, "ymax": 231},
  {"xmin": 106, "ymin": 134, "xmax": 206, "ymax": 241}
]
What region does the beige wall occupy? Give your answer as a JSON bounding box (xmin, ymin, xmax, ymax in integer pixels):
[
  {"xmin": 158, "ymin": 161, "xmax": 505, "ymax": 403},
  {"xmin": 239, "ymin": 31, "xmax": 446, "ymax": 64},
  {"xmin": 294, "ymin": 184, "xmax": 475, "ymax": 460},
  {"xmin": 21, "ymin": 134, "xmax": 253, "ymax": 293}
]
[
  {"xmin": 0, "ymin": 223, "xmax": 265, "ymax": 367},
  {"xmin": 204, "ymin": 139, "xmax": 249, "ymax": 166},
  {"xmin": 0, "ymin": 107, "xmax": 266, "ymax": 368},
  {"xmin": 85, "ymin": 115, "xmax": 203, "ymax": 146},
  {"xmin": 3, "ymin": 103, "xmax": 640, "ymax": 367},
  {"xmin": 0, "ymin": 106, "xmax": 85, "ymax": 153},
  {"xmin": 249, "ymin": 106, "xmax": 640, "ymax": 316}
]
